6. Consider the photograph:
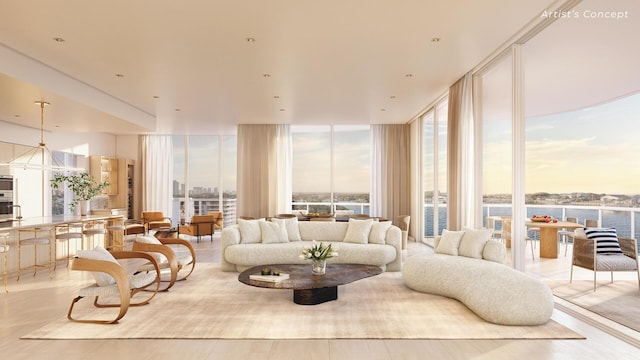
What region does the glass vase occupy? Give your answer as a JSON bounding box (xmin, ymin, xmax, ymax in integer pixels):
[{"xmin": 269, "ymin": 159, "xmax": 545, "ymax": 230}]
[{"xmin": 312, "ymin": 259, "xmax": 326, "ymax": 275}]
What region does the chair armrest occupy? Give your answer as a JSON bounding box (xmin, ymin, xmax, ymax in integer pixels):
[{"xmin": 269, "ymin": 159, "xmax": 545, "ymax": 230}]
[
  {"xmin": 131, "ymin": 243, "xmax": 178, "ymax": 268},
  {"xmin": 618, "ymin": 237, "xmax": 638, "ymax": 258},
  {"xmin": 158, "ymin": 238, "xmax": 196, "ymax": 258}
]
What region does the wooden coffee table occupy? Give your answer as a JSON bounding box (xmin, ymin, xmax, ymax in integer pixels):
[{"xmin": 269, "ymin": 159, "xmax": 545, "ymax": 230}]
[{"xmin": 238, "ymin": 264, "xmax": 382, "ymax": 305}]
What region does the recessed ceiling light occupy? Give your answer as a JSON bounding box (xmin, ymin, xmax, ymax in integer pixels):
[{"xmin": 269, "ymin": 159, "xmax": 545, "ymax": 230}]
[
  {"xmin": 175, "ymin": 108, "xmax": 181, "ymax": 112},
  {"xmin": 431, "ymin": 37, "xmax": 441, "ymax": 42},
  {"xmin": 153, "ymin": 95, "xmax": 160, "ymax": 99},
  {"xmin": 246, "ymin": 37, "xmax": 256, "ymax": 42},
  {"xmin": 52, "ymin": 37, "xmax": 66, "ymax": 42},
  {"xmin": 405, "ymin": 74, "xmax": 413, "ymax": 78},
  {"xmin": 279, "ymin": 109, "xmax": 285, "ymax": 112},
  {"xmin": 13, "ymin": 114, "xmax": 20, "ymax": 118},
  {"xmin": 263, "ymin": 74, "xmax": 271, "ymax": 78},
  {"xmin": 115, "ymin": 73, "xmax": 124, "ymax": 78},
  {"xmin": 390, "ymin": 95, "xmax": 396, "ymax": 99},
  {"xmin": 273, "ymin": 95, "xmax": 280, "ymax": 99},
  {"xmin": 381, "ymin": 108, "xmax": 387, "ymax": 112}
]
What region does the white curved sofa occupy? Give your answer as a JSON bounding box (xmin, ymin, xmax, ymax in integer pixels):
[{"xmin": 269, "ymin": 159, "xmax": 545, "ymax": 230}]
[
  {"xmin": 221, "ymin": 218, "xmax": 402, "ymax": 272},
  {"xmin": 403, "ymin": 229, "xmax": 554, "ymax": 326}
]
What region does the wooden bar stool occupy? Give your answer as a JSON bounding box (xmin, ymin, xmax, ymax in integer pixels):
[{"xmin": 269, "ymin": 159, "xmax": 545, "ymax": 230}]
[
  {"xmin": 83, "ymin": 220, "xmax": 107, "ymax": 249},
  {"xmin": 55, "ymin": 223, "xmax": 84, "ymax": 269},
  {"xmin": 0, "ymin": 231, "xmax": 10, "ymax": 292},
  {"xmin": 17, "ymin": 227, "xmax": 54, "ymax": 281}
]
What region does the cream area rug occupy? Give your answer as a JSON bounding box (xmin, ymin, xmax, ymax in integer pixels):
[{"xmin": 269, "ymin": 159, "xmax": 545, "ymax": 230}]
[
  {"xmin": 23, "ymin": 264, "xmax": 582, "ymax": 340},
  {"xmin": 550, "ymin": 280, "xmax": 640, "ymax": 333}
]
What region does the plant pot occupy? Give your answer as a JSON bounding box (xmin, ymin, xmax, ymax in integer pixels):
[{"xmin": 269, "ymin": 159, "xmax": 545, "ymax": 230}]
[{"xmin": 79, "ymin": 200, "xmax": 90, "ymax": 216}]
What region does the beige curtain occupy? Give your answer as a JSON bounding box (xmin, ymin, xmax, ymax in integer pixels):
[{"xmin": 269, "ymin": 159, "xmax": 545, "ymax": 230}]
[
  {"xmin": 237, "ymin": 124, "xmax": 291, "ymax": 218},
  {"xmin": 140, "ymin": 135, "xmax": 173, "ymax": 218},
  {"xmin": 371, "ymin": 124, "xmax": 411, "ymax": 228},
  {"xmin": 447, "ymin": 72, "xmax": 476, "ymax": 230}
]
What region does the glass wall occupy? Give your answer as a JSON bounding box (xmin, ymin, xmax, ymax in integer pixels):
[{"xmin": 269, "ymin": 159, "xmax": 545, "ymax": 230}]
[
  {"xmin": 292, "ymin": 125, "xmax": 371, "ymax": 215},
  {"xmin": 422, "ymin": 99, "xmax": 448, "ymax": 238},
  {"xmin": 172, "ymin": 135, "xmax": 237, "ymax": 227}
]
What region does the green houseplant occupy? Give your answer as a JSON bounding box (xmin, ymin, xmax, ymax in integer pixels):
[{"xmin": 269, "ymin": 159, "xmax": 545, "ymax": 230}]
[{"xmin": 51, "ymin": 172, "xmax": 109, "ymax": 214}]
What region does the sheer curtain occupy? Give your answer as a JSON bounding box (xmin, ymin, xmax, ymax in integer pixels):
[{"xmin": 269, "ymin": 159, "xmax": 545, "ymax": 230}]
[
  {"xmin": 237, "ymin": 124, "xmax": 291, "ymax": 218},
  {"xmin": 140, "ymin": 135, "xmax": 173, "ymax": 218},
  {"xmin": 447, "ymin": 72, "xmax": 476, "ymax": 230},
  {"xmin": 371, "ymin": 124, "xmax": 411, "ymax": 227}
]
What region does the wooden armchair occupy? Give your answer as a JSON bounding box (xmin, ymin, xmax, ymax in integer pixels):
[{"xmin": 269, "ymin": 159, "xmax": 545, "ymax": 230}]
[
  {"xmin": 67, "ymin": 248, "xmax": 161, "ymax": 324},
  {"xmin": 207, "ymin": 211, "xmax": 224, "ymax": 230},
  {"xmin": 179, "ymin": 215, "xmax": 215, "ymax": 242},
  {"xmin": 570, "ymin": 234, "xmax": 640, "ymax": 291},
  {"xmin": 142, "ymin": 211, "xmax": 172, "ymax": 232},
  {"xmin": 132, "ymin": 236, "xmax": 196, "ymax": 291}
]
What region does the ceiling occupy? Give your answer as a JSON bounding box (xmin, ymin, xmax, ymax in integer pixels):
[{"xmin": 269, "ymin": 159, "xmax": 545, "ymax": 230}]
[{"xmin": 1, "ymin": 1, "xmax": 557, "ymax": 135}]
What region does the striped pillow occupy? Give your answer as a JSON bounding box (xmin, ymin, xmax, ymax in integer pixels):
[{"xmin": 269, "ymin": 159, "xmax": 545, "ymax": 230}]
[{"xmin": 584, "ymin": 228, "xmax": 623, "ymax": 255}]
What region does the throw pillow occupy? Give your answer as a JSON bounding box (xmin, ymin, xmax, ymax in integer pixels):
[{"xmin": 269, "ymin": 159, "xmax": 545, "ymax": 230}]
[
  {"xmin": 369, "ymin": 221, "xmax": 392, "ymax": 244},
  {"xmin": 434, "ymin": 229, "xmax": 465, "ymax": 256},
  {"xmin": 260, "ymin": 221, "xmax": 289, "ymax": 244},
  {"xmin": 135, "ymin": 235, "xmax": 169, "ymax": 264},
  {"xmin": 76, "ymin": 246, "xmax": 119, "ymax": 286},
  {"xmin": 458, "ymin": 227, "xmax": 493, "ymax": 258},
  {"xmin": 584, "ymin": 227, "xmax": 623, "ymax": 255},
  {"xmin": 272, "ymin": 217, "xmax": 302, "ymax": 241},
  {"xmin": 343, "ymin": 218, "xmax": 374, "ymax": 244},
  {"xmin": 238, "ymin": 218, "xmax": 264, "ymax": 244}
]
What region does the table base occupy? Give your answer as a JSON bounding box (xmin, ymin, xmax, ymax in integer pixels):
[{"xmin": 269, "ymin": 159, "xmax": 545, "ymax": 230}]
[{"xmin": 293, "ymin": 286, "xmax": 338, "ymax": 305}]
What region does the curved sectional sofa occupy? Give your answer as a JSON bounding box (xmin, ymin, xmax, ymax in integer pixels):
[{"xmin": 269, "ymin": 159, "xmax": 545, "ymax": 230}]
[
  {"xmin": 221, "ymin": 218, "xmax": 402, "ymax": 272},
  {"xmin": 403, "ymin": 229, "xmax": 554, "ymax": 326}
]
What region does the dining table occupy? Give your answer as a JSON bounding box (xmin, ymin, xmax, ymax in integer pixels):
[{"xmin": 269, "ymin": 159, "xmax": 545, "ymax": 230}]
[{"xmin": 524, "ymin": 220, "xmax": 583, "ymax": 258}]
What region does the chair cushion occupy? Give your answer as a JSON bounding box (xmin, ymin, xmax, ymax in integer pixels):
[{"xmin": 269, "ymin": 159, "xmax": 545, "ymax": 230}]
[
  {"xmin": 585, "ymin": 228, "xmax": 623, "ymax": 255},
  {"xmin": 343, "ymin": 218, "xmax": 374, "ymax": 244},
  {"xmin": 76, "ymin": 246, "xmax": 119, "ymax": 286},
  {"xmin": 434, "ymin": 229, "xmax": 465, "ymax": 256},
  {"xmin": 595, "ymin": 254, "xmax": 638, "ymax": 271},
  {"xmin": 135, "ymin": 236, "xmax": 169, "ymax": 264},
  {"xmin": 260, "ymin": 221, "xmax": 289, "ymax": 244}
]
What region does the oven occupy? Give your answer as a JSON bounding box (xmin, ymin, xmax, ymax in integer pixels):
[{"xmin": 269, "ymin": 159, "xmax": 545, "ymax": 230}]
[{"xmin": 0, "ymin": 175, "xmax": 14, "ymax": 221}]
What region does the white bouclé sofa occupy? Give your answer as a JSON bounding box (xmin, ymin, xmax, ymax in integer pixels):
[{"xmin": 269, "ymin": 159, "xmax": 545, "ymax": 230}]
[
  {"xmin": 221, "ymin": 218, "xmax": 402, "ymax": 272},
  {"xmin": 403, "ymin": 228, "xmax": 554, "ymax": 326}
]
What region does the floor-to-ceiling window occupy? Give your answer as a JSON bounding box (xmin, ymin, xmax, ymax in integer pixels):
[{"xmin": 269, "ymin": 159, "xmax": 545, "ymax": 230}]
[
  {"xmin": 172, "ymin": 135, "xmax": 237, "ymax": 226},
  {"xmin": 292, "ymin": 125, "xmax": 370, "ymax": 215},
  {"xmin": 478, "ymin": 53, "xmax": 513, "ymax": 224},
  {"xmin": 422, "ymin": 99, "xmax": 448, "ymax": 238}
]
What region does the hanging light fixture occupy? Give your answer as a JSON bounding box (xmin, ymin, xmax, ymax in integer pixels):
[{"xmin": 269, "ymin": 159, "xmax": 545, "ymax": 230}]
[{"xmin": 0, "ymin": 101, "xmax": 83, "ymax": 172}]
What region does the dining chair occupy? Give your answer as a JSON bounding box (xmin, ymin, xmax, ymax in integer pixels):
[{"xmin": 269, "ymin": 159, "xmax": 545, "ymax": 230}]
[
  {"xmin": 486, "ymin": 217, "xmax": 503, "ymax": 244},
  {"xmin": 503, "ymin": 219, "xmax": 535, "ymax": 259},
  {"xmin": 585, "ymin": 219, "xmax": 600, "ymax": 228},
  {"xmin": 557, "ymin": 217, "xmax": 578, "ymax": 257}
]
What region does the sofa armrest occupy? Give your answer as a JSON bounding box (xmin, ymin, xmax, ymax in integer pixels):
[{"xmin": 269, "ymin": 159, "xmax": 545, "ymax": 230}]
[
  {"xmin": 385, "ymin": 225, "xmax": 403, "ymax": 271},
  {"xmin": 220, "ymin": 225, "xmax": 241, "ymax": 271}
]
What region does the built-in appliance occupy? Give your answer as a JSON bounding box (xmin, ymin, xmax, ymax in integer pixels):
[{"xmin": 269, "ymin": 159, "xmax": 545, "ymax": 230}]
[{"xmin": 0, "ymin": 175, "xmax": 14, "ymax": 222}]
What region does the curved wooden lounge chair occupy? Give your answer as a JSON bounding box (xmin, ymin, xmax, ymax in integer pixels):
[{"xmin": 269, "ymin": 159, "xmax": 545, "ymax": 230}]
[
  {"xmin": 132, "ymin": 236, "xmax": 196, "ymax": 291},
  {"xmin": 67, "ymin": 249, "xmax": 161, "ymax": 324}
]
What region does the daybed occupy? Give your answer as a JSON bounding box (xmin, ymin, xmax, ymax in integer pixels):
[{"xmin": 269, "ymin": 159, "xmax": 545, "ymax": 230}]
[
  {"xmin": 403, "ymin": 228, "xmax": 554, "ymax": 325},
  {"xmin": 221, "ymin": 218, "xmax": 402, "ymax": 272}
]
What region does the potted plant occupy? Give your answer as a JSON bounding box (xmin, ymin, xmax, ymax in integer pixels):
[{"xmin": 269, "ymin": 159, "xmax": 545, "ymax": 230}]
[{"xmin": 51, "ymin": 172, "xmax": 109, "ymax": 215}]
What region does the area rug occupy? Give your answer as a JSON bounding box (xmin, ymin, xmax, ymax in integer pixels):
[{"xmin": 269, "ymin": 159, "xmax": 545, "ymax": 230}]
[
  {"xmin": 23, "ymin": 264, "xmax": 582, "ymax": 340},
  {"xmin": 549, "ymin": 280, "xmax": 640, "ymax": 333}
]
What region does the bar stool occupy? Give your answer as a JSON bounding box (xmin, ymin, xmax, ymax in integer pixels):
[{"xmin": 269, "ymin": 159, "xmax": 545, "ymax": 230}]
[
  {"xmin": 17, "ymin": 227, "xmax": 54, "ymax": 281},
  {"xmin": 54, "ymin": 223, "xmax": 84, "ymax": 269},
  {"xmin": 106, "ymin": 223, "xmax": 125, "ymax": 251},
  {"xmin": 83, "ymin": 220, "xmax": 107, "ymax": 249},
  {"xmin": 0, "ymin": 231, "xmax": 10, "ymax": 292}
]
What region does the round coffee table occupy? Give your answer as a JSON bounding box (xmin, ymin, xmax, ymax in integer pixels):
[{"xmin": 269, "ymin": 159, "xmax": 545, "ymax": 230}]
[{"xmin": 238, "ymin": 263, "xmax": 382, "ymax": 305}]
